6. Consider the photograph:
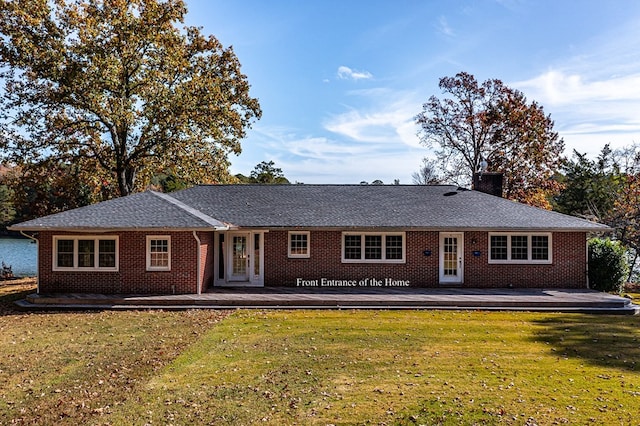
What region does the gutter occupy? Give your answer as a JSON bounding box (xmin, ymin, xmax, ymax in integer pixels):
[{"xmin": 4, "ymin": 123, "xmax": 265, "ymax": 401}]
[
  {"xmin": 8, "ymin": 226, "xmax": 226, "ymax": 232},
  {"xmin": 19, "ymin": 231, "xmax": 40, "ymax": 294}
]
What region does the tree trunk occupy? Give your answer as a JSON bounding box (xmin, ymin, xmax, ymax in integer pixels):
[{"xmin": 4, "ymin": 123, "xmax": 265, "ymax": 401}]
[
  {"xmin": 627, "ymin": 250, "xmax": 638, "ymax": 283},
  {"xmin": 116, "ymin": 166, "xmax": 137, "ymax": 197}
]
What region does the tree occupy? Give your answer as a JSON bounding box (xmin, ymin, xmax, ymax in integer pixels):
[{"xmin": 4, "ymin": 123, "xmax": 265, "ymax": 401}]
[
  {"xmin": 155, "ymin": 173, "xmax": 191, "ymax": 193},
  {"xmin": 243, "ymin": 161, "xmax": 289, "ymax": 184},
  {"xmin": 0, "ymin": 0, "xmax": 261, "ymax": 197},
  {"xmin": 553, "ymin": 145, "xmax": 621, "ymax": 220},
  {"xmin": 4, "ymin": 158, "xmax": 99, "ymax": 222},
  {"xmin": 588, "ymin": 238, "xmax": 629, "ymax": 293},
  {"xmin": 554, "ymin": 143, "xmax": 640, "ymax": 281},
  {"xmin": 415, "ymin": 72, "xmax": 565, "ymax": 208},
  {"xmin": 607, "ymin": 144, "xmax": 640, "ymax": 278},
  {"xmin": 412, "ymin": 157, "xmax": 442, "ymax": 185},
  {"xmin": 0, "ymin": 183, "xmax": 15, "ymax": 226}
]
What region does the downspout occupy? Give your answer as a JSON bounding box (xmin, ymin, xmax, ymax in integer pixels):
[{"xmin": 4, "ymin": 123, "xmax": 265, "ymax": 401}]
[
  {"xmin": 585, "ymin": 238, "xmax": 590, "ymax": 289},
  {"xmin": 19, "ymin": 231, "xmax": 40, "ymax": 294},
  {"xmin": 193, "ymin": 231, "xmax": 202, "ymax": 295}
]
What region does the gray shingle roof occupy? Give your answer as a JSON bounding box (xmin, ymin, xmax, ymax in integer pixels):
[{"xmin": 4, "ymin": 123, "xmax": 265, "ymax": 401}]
[
  {"xmin": 10, "ymin": 184, "xmax": 609, "ymax": 232},
  {"xmin": 10, "ymin": 191, "xmax": 226, "ymax": 231}
]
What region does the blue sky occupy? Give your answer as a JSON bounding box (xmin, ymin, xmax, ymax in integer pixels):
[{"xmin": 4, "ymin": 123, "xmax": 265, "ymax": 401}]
[{"xmin": 185, "ymin": 0, "xmax": 640, "ymax": 184}]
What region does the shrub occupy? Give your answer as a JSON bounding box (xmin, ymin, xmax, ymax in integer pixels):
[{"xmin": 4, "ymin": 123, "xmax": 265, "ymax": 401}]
[{"xmin": 588, "ymin": 238, "xmax": 629, "ymax": 292}]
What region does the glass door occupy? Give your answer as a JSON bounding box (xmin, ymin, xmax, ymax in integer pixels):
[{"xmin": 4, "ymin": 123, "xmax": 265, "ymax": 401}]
[
  {"xmin": 228, "ymin": 233, "xmax": 249, "ymax": 282},
  {"xmin": 439, "ymin": 232, "xmax": 464, "ymax": 284},
  {"xmin": 221, "ymin": 231, "xmax": 264, "ymax": 286}
]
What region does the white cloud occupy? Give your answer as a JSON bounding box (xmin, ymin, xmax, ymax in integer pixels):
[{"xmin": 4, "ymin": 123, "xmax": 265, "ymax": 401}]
[
  {"xmin": 239, "ymin": 125, "xmax": 373, "ymax": 163},
  {"xmin": 512, "ymin": 70, "xmax": 640, "ymax": 155},
  {"xmin": 323, "ymin": 90, "xmax": 423, "ymax": 148},
  {"xmin": 337, "ymin": 66, "xmax": 373, "ymax": 81},
  {"xmin": 493, "ymin": 0, "xmax": 525, "ymax": 11},
  {"xmin": 278, "ymin": 141, "xmax": 425, "ymax": 184},
  {"xmin": 325, "ymin": 110, "xmax": 405, "ymax": 144},
  {"xmin": 515, "ymin": 70, "xmax": 640, "ymax": 107},
  {"xmin": 281, "ymin": 136, "xmax": 371, "ymax": 159},
  {"xmin": 560, "ymin": 131, "xmax": 639, "ymax": 159},
  {"xmin": 436, "ymin": 16, "xmax": 454, "ymax": 37},
  {"xmin": 232, "ymin": 116, "xmax": 426, "ymax": 184},
  {"xmin": 508, "ymin": 14, "xmax": 640, "ymax": 158}
]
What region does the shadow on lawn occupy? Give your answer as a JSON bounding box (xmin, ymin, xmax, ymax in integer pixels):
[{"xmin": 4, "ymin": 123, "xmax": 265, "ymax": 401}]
[
  {"xmin": 0, "ymin": 285, "xmax": 36, "ymax": 316},
  {"xmin": 532, "ymin": 315, "xmax": 640, "ymax": 372}
]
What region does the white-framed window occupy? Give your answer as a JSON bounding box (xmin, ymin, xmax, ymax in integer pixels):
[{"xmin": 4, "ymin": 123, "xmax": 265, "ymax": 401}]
[
  {"xmin": 488, "ymin": 233, "xmax": 552, "ymax": 264},
  {"xmin": 288, "ymin": 231, "xmax": 310, "ymax": 258},
  {"xmin": 53, "ymin": 236, "xmax": 118, "ymax": 271},
  {"xmin": 146, "ymin": 236, "xmax": 171, "ymax": 271},
  {"xmin": 342, "ymin": 232, "xmax": 405, "ymax": 263}
]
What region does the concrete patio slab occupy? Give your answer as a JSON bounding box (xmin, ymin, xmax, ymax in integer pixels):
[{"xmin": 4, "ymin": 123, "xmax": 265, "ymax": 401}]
[{"xmin": 16, "ymin": 287, "xmax": 640, "ymax": 314}]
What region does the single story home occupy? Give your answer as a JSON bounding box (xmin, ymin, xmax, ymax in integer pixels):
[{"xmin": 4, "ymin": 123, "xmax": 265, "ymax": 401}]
[{"xmin": 10, "ymin": 183, "xmax": 609, "ymax": 295}]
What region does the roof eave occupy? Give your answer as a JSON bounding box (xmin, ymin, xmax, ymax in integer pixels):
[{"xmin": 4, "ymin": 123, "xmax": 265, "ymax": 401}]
[
  {"xmin": 10, "ymin": 224, "xmax": 609, "ymax": 233},
  {"xmin": 8, "ymin": 225, "xmax": 228, "ymax": 233},
  {"xmin": 243, "ymin": 225, "xmax": 612, "ymax": 232}
]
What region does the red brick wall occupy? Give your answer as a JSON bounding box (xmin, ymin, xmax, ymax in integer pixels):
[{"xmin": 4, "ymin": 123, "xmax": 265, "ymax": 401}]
[
  {"xmin": 264, "ymin": 230, "xmax": 587, "ymax": 288},
  {"xmin": 264, "ymin": 230, "xmax": 440, "ymax": 287},
  {"xmin": 36, "ymin": 229, "xmax": 588, "ymax": 294},
  {"xmin": 197, "ymin": 231, "xmax": 214, "ymax": 293},
  {"xmin": 463, "ymin": 231, "xmax": 587, "ymax": 288},
  {"xmin": 37, "ymin": 231, "xmax": 200, "ymax": 294}
]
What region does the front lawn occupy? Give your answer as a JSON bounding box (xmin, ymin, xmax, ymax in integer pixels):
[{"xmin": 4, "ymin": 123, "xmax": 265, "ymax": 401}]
[
  {"xmin": 0, "ymin": 283, "xmax": 230, "ymax": 424},
  {"xmin": 1, "ymin": 284, "xmax": 639, "ymax": 425}
]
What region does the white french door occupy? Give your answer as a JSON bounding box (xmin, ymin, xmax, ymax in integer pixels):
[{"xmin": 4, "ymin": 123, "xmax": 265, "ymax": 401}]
[
  {"xmin": 439, "ymin": 232, "xmax": 464, "ymax": 284},
  {"xmin": 224, "ymin": 231, "xmax": 264, "ymax": 286},
  {"xmin": 228, "ymin": 233, "xmax": 250, "ymax": 281}
]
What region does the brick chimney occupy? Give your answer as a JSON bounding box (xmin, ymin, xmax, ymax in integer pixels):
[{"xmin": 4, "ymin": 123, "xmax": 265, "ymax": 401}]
[{"xmin": 473, "ymin": 172, "xmax": 503, "ymax": 197}]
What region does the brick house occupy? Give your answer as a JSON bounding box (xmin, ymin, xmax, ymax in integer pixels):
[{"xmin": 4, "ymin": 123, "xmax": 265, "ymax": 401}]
[{"xmin": 10, "ymin": 184, "xmax": 609, "ymax": 295}]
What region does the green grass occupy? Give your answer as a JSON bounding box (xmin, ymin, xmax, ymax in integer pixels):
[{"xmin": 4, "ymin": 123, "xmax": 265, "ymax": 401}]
[
  {"xmin": 625, "ymin": 291, "xmax": 640, "ymax": 304},
  {"xmin": 1, "ymin": 284, "xmax": 639, "ymax": 425},
  {"xmin": 110, "ymin": 310, "xmax": 640, "ymax": 425},
  {"xmin": 0, "ymin": 283, "xmax": 230, "ymax": 425}
]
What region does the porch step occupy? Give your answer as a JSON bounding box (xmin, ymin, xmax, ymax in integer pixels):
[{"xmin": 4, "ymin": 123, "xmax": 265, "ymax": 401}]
[{"xmin": 18, "ymin": 289, "xmax": 640, "ymax": 314}]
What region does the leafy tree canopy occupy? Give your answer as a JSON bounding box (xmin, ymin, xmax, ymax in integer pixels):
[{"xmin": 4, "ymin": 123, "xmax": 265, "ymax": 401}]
[
  {"xmin": 237, "ymin": 161, "xmax": 289, "ymax": 184},
  {"xmin": 555, "ymin": 143, "xmax": 640, "ymax": 281},
  {"xmin": 153, "ymin": 173, "xmax": 191, "ymax": 193},
  {"xmin": 3, "ymin": 158, "xmax": 99, "ymax": 223},
  {"xmin": 553, "ymin": 145, "xmax": 621, "ymax": 220},
  {"xmin": 0, "ymin": 183, "xmax": 15, "ymax": 226},
  {"xmin": 606, "ymin": 144, "xmax": 640, "ymax": 274},
  {"xmin": 415, "ymin": 72, "xmax": 564, "ymax": 208},
  {"xmin": 0, "ymin": 0, "xmax": 261, "ymax": 197}
]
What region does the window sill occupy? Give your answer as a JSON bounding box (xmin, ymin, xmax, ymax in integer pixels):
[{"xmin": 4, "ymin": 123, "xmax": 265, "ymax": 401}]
[{"xmin": 53, "ymin": 268, "xmax": 119, "ymax": 272}]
